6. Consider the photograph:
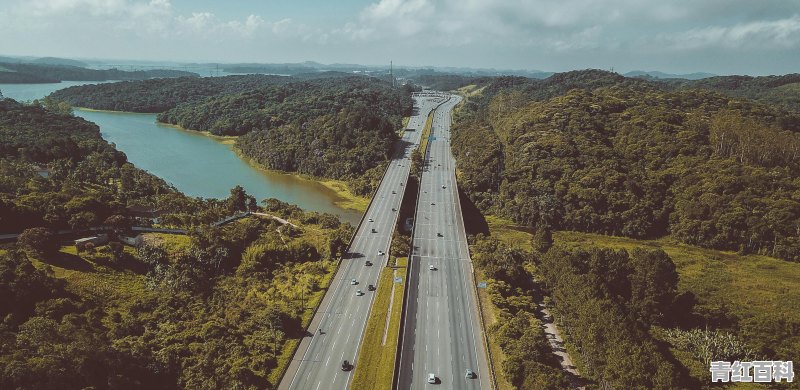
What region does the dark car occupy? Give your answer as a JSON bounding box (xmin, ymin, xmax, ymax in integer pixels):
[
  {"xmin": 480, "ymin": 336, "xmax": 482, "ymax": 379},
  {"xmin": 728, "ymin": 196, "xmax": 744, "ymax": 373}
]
[
  {"xmin": 368, "ymin": 284, "xmax": 375, "ymax": 291},
  {"xmin": 342, "ymin": 360, "xmax": 351, "ymax": 371},
  {"xmin": 365, "ymin": 260, "xmax": 373, "ymax": 266}
]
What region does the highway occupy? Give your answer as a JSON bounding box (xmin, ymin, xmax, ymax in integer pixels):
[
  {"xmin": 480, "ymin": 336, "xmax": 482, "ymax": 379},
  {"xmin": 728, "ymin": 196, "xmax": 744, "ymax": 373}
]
[
  {"xmin": 397, "ymin": 95, "xmax": 491, "ymax": 390},
  {"xmin": 280, "ymin": 94, "xmax": 449, "ymax": 390}
]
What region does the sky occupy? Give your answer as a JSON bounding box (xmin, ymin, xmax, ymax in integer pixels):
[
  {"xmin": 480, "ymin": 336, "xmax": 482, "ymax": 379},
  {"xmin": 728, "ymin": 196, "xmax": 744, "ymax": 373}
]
[{"xmin": 0, "ymin": 0, "xmax": 798, "ymax": 75}]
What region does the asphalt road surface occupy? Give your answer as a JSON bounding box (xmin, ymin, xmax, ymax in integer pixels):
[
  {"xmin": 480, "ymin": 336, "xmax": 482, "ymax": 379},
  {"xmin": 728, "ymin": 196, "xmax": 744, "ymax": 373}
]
[
  {"xmin": 280, "ymin": 94, "xmax": 449, "ymax": 390},
  {"xmin": 397, "ymin": 95, "xmax": 491, "ymax": 390}
]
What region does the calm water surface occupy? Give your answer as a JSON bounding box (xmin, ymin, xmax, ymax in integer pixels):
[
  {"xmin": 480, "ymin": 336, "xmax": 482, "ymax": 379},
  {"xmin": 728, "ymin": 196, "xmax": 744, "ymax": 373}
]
[{"xmin": 1, "ymin": 82, "xmax": 362, "ymax": 224}]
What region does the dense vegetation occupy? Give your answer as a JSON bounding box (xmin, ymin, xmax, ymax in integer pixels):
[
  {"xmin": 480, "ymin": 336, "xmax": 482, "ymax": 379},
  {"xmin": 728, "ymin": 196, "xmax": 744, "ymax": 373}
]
[
  {"xmin": 452, "ymin": 70, "xmax": 800, "ymax": 262},
  {"xmin": 0, "ymin": 196, "xmax": 354, "ymax": 389},
  {"xmin": 50, "ymin": 75, "xmax": 291, "ymax": 113},
  {"xmin": 0, "ymin": 99, "xmax": 172, "ymax": 233},
  {"xmin": 0, "ymin": 62, "xmax": 196, "ymax": 83},
  {"xmin": 0, "ymin": 98, "xmax": 356, "ymax": 389},
  {"xmin": 470, "ymin": 236, "xmax": 571, "ymax": 389}
]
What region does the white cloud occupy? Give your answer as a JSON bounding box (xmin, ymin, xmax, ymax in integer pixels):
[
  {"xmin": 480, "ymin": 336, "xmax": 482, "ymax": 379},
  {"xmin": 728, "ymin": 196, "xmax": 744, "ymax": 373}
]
[
  {"xmin": 660, "ymin": 15, "xmax": 800, "ymax": 50},
  {"xmin": 0, "ymin": 0, "xmax": 265, "ymax": 39}
]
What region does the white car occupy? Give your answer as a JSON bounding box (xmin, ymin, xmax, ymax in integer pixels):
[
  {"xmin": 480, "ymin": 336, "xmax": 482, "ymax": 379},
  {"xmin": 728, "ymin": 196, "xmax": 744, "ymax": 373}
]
[
  {"xmin": 378, "ymin": 250, "xmax": 385, "ymax": 256},
  {"xmin": 427, "ymin": 373, "xmax": 436, "ymax": 384},
  {"xmin": 429, "ymin": 265, "xmax": 435, "ymax": 271},
  {"xmin": 356, "ymin": 289, "xmax": 364, "ymax": 296},
  {"xmin": 351, "ymin": 279, "xmax": 357, "ymax": 285},
  {"xmin": 368, "ymin": 218, "xmax": 374, "ymax": 222}
]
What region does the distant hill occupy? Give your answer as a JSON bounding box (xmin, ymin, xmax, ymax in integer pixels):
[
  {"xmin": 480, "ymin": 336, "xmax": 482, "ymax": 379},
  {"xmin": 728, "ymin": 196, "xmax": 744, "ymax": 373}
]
[
  {"xmin": 625, "ymin": 70, "xmax": 716, "ymax": 80},
  {"xmin": 31, "ymin": 56, "xmax": 88, "ymax": 67},
  {"xmin": 0, "ymin": 62, "xmax": 198, "ymax": 83},
  {"xmin": 660, "ymin": 73, "xmax": 800, "ymax": 112}
]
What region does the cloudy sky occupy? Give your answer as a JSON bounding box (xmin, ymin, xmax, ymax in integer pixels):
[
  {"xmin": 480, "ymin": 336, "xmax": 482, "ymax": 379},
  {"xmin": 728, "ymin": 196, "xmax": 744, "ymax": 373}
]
[{"xmin": 0, "ymin": 0, "xmax": 798, "ymax": 75}]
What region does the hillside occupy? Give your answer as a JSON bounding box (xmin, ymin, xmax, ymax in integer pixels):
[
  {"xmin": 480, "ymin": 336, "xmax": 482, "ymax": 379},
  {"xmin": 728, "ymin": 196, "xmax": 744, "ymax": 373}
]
[
  {"xmin": 665, "ymin": 73, "xmax": 800, "ymax": 112},
  {"xmin": 50, "ymin": 74, "xmax": 291, "ymax": 112},
  {"xmin": 452, "ymin": 70, "xmax": 800, "ymax": 262},
  {"xmin": 0, "ymin": 62, "xmax": 197, "ymax": 84}
]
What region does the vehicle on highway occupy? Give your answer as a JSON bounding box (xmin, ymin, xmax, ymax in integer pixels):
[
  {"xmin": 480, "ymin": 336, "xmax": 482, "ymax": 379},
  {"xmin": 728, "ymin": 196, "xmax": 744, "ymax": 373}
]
[
  {"xmin": 392, "ymin": 190, "xmax": 396, "ymax": 194},
  {"xmin": 437, "ymin": 232, "xmax": 443, "ymax": 237},
  {"xmin": 378, "ymin": 250, "xmax": 385, "ymax": 256},
  {"xmin": 356, "ymin": 289, "xmax": 364, "ymax": 296},
  {"xmin": 428, "ymin": 373, "xmax": 436, "ymax": 384},
  {"xmin": 368, "ymin": 284, "xmax": 375, "ymax": 291},
  {"xmin": 429, "ymin": 265, "xmax": 435, "ymax": 271},
  {"xmin": 442, "ymin": 185, "xmax": 446, "ymax": 189},
  {"xmin": 368, "ymin": 218, "xmax": 374, "ymax": 222},
  {"xmin": 431, "ymin": 202, "xmax": 435, "ymax": 205},
  {"xmin": 341, "ymin": 360, "xmax": 351, "ymax": 371},
  {"xmin": 351, "ymin": 279, "xmax": 357, "ymax": 285},
  {"xmin": 365, "ymin": 260, "xmax": 372, "ymax": 266},
  {"xmin": 371, "ymin": 228, "xmax": 377, "ymax": 233},
  {"xmin": 391, "ymin": 208, "xmax": 396, "ymax": 211},
  {"xmin": 465, "ymin": 369, "xmax": 474, "ymax": 379}
]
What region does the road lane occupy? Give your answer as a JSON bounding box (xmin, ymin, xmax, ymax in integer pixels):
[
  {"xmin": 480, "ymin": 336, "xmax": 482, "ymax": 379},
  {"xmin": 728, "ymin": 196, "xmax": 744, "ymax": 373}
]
[
  {"xmin": 280, "ymin": 94, "xmax": 448, "ymax": 390},
  {"xmin": 397, "ymin": 95, "xmax": 491, "ymax": 390}
]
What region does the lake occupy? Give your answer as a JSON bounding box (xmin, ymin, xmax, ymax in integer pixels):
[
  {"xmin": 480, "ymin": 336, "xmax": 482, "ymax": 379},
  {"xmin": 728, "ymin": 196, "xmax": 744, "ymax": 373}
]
[{"xmin": 0, "ymin": 81, "xmax": 363, "ymax": 224}]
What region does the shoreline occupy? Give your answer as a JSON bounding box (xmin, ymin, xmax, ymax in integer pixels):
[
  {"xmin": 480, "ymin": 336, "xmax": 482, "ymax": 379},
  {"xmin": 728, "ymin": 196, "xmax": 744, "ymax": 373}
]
[{"xmin": 76, "ymin": 106, "xmax": 370, "ymax": 214}]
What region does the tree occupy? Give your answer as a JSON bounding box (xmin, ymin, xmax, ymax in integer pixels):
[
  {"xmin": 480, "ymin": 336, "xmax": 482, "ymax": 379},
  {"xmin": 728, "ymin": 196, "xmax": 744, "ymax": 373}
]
[
  {"xmin": 628, "ymin": 248, "xmax": 679, "ymax": 326},
  {"xmin": 531, "ymin": 227, "xmax": 553, "ymax": 254},
  {"xmin": 17, "ymin": 227, "xmax": 60, "ymax": 258},
  {"xmin": 227, "ymin": 185, "xmax": 254, "ymax": 213},
  {"xmin": 410, "ymin": 147, "xmax": 423, "ymax": 177},
  {"xmin": 104, "ymin": 214, "xmax": 131, "ymax": 236}
]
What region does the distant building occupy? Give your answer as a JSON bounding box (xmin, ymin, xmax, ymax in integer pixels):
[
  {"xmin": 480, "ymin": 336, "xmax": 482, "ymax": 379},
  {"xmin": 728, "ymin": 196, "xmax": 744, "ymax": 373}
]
[
  {"xmin": 74, "ymin": 234, "xmax": 109, "ymax": 247},
  {"xmin": 31, "ymin": 165, "xmax": 52, "ymax": 178},
  {"xmin": 119, "ymin": 234, "xmax": 143, "ymax": 246},
  {"xmin": 126, "ymin": 205, "xmax": 162, "ymax": 223}
]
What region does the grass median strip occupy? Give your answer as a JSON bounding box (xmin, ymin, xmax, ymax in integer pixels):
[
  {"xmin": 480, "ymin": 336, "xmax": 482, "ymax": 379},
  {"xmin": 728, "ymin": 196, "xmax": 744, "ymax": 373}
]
[{"xmin": 351, "ymin": 257, "xmax": 407, "ymax": 390}]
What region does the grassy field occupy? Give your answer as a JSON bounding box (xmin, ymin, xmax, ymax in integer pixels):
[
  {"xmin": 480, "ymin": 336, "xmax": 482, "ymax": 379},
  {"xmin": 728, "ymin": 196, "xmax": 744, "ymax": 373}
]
[
  {"xmin": 351, "ymin": 257, "xmax": 408, "ymax": 390},
  {"xmin": 402, "ymin": 116, "xmax": 410, "ymax": 129},
  {"xmin": 317, "ymin": 179, "xmax": 370, "ymax": 212},
  {"xmin": 31, "ymin": 245, "xmax": 154, "ymax": 317},
  {"xmin": 419, "ymin": 111, "xmax": 434, "ymax": 157},
  {"xmin": 141, "ymin": 233, "xmax": 192, "ymax": 256}
]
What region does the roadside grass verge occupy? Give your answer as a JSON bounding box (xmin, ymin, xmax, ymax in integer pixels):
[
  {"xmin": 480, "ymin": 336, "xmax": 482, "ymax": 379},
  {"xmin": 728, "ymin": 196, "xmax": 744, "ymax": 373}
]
[
  {"xmin": 268, "ymin": 260, "xmax": 339, "ymax": 385},
  {"xmin": 402, "ymin": 116, "xmax": 410, "ymax": 129},
  {"xmin": 351, "ymin": 257, "xmax": 407, "ymax": 390},
  {"xmin": 419, "ymin": 111, "xmax": 434, "ymax": 157},
  {"xmin": 474, "ymin": 265, "xmax": 516, "ymax": 390}
]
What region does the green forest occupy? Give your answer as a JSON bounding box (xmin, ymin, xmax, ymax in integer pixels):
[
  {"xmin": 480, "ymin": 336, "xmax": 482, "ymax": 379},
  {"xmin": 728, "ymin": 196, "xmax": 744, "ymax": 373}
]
[
  {"xmin": 49, "ymin": 75, "xmax": 291, "ymax": 113},
  {"xmin": 451, "ymin": 70, "xmax": 800, "ymax": 262},
  {"xmin": 0, "ymin": 99, "xmax": 356, "ymax": 388},
  {"xmin": 0, "ymin": 62, "xmax": 196, "ymax": 84}
]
